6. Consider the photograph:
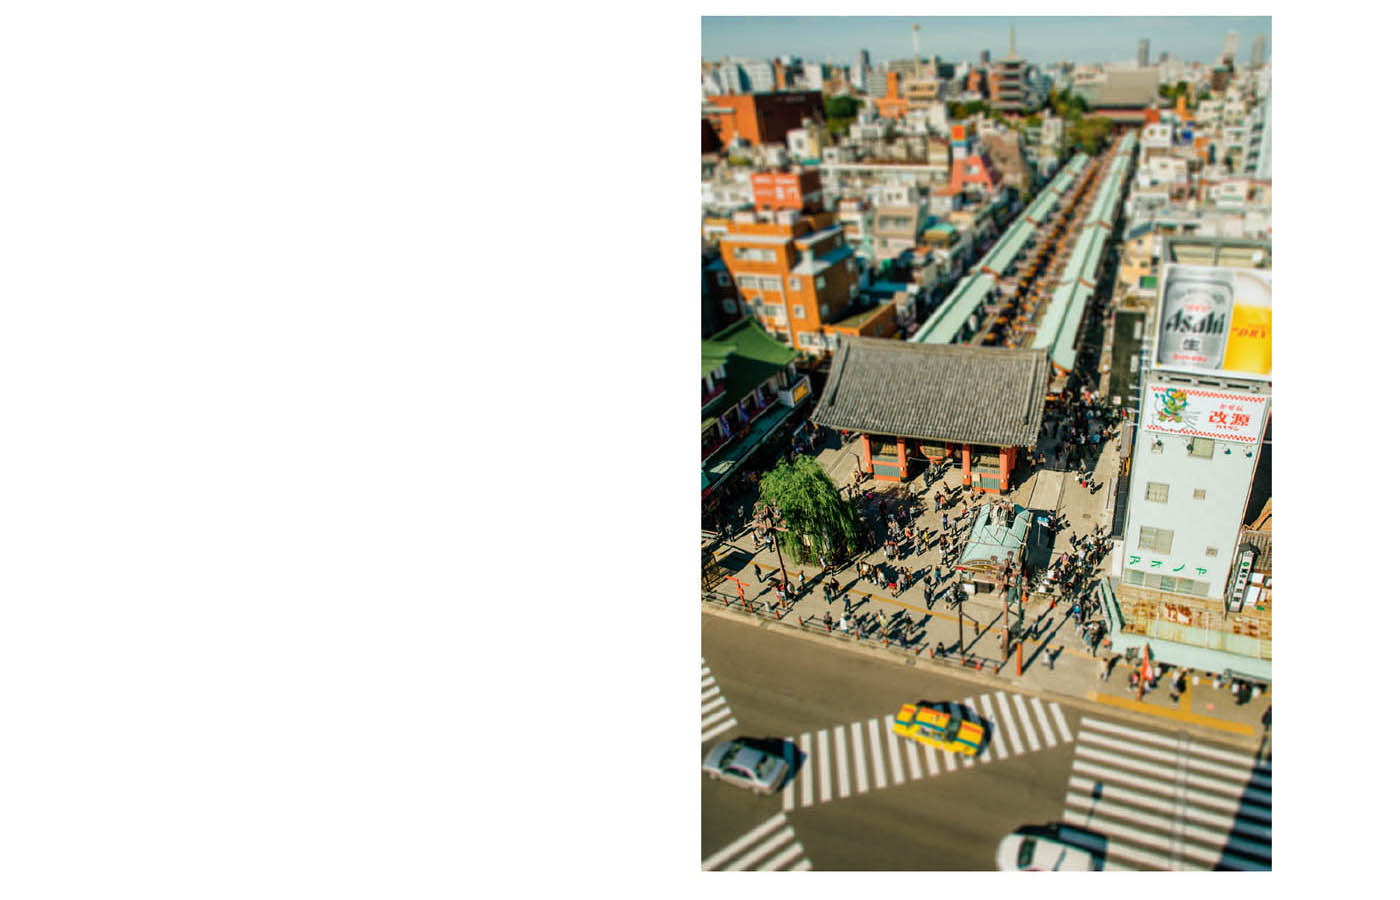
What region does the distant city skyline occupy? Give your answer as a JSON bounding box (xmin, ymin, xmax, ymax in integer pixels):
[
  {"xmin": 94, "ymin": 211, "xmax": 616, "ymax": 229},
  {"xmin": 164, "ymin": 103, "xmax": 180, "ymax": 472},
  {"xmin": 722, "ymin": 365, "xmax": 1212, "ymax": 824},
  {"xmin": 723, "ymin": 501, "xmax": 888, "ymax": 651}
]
[{"xmin": 702, "ymin": 16, "xmax": 1270, "ymax": 67}]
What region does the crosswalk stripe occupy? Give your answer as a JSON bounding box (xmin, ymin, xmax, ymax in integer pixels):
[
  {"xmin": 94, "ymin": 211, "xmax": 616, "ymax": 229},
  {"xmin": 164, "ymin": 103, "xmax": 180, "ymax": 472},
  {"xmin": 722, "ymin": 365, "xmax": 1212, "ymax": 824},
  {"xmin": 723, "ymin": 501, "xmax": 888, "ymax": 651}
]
[
  {"xmin": 1049, "ymin": 701, "xmax": 1074, "ymax": 743},
  {"xmin": 701, "ymin": 685, "xmax": 721, "ymax": 702},
  {"xmin": 883, "ymin": 714, "xmax": 906, "ymax": 785},
  {"xmin": 923, "ymin": 742, "xmax": 940, "ymax": 775},
  {"xmin": 798, "ymin": 733, "xmax": 814, "ymax": 808},
  {"xmin": 1065, "ymin": 777, "xmax": 1273, "ymax": 847},
  {"xmin": 1074, "ymin": 746, "xmax": 1271, "ymax": 805},
  {"xmin": 1070, "ymin": 759, "xmax": 1272, "ymax": 822},
  {"xmin": 942, "ymin": 747, "xmax": 959, "ymax": 771},
  {"xmin": 977, "ymin": 694, "xmax": 1007, "ymax": 760},
  {"xmin": 700, "ymin": 696, "xmax": 728, "ymax": 715},
  {"xmin": 961, "ymin": 698, "xmax": 981, "ymax": 765},
  {"xmin": 701, "ymin": 708, "xmax": 733, "ymax": 728},
  {"xmin": 701, "ymin": 665, "xmax": 710, "ymax": 676},
  {"xmin": 1060, "ymin": 810, "xmax": 1208, "ymax": 871},
  {"xmin": 1012, "ymin": 692, "xmax": 1041, "ymax": 752},
  {"xmin": 1080, "ymin": 717, "xmax": 1270, "ymax": 774},
  {"xmin": 781, "ymin": 737, "xmax": 795, "ymax": 811},
  {"xmin": 995, "ymin": 692, "xmax": 1025, "ymax": 755},
  {"xmin": 1063, "ymin": 805, "xmax": 1258, "ymax": 870},
  {"xmin": 758, "ymin": 842, "xmax": 805, "ymax": 871},
  {"xmin": 789, "ymin": 858, "xmax": 813, "ymax": 872},
  {"xmin": 1064, "ymin": 793, "xmax": 1272, "ymax": 860},
  {"xmin": 700, "ymin": 717, "xmax": 738, "ymax": 742},
  {"xmin": 702, "ymin": 814, "xmax": 786, "ymax": 870},
  {"xmin": 1077, "ymin": 730, "xmax": 1268, "ymax": 784},
  {"xmin": 817, "ymin": 729, "xmax": 833, "ymax": 803},
  {"xmin": 867, "ymin": 719, "xmax": 888, "ymax": 790},
  {"xmin": 904, "ymin": 736, "xmax": 924, "ymax": 779},
  {"xmin": 851, "ymin": 721, "xmax": 870, "ymax": 794},
  {"xmin": 727, "ymin": 825, "xmax": 798, "ymax": 870},
  {"xmin": 701, "ymin": 675, "xmax": 716, "ymax": 689},
  {"xmin": 833, "ymin": 725, "xmax": 851, "ymax": 798},
  {"xmin": 1030, "ymin": 696, "xmax": 1058, "ymax": 748}
]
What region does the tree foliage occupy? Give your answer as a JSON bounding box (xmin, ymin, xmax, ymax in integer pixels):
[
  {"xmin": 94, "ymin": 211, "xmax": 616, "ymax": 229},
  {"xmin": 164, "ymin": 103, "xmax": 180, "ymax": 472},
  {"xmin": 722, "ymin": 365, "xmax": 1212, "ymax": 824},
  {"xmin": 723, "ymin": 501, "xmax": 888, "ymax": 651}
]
[
  {"xmin": 1068, "ymin": 115, "xmax": 1113, "ymax": 155},
  {"xmin": 826, "ymin": 116, "xmax": 853, "ymax": 138},
  {"xmin": 757, "ymin": 455, "xmax": 860, "ymax": 564},
  {"xmin": 948, "ymin": 100, "xmax": 988, "ymax": 120},
  {"xmin": 824, "ymin": 95, "xmax": 861, "ymax": 120}
]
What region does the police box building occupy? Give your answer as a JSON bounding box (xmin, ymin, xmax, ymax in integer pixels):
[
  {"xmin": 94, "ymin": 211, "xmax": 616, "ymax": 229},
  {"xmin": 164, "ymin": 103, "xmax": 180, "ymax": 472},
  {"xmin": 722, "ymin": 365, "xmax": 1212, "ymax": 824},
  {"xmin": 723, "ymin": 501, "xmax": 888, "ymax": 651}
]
[{"xmin": 1103, "ymin": 253, "xmax": 1272, "ymax": 681}]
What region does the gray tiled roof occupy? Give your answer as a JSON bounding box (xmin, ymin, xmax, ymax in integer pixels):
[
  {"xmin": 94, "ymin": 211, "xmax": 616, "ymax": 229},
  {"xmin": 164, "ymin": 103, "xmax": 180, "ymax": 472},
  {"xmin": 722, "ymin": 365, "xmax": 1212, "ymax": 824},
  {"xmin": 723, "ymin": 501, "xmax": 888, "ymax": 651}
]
[{"xmin": 811, "ymin": 338, "xmax": 1050, "ymax": 448}]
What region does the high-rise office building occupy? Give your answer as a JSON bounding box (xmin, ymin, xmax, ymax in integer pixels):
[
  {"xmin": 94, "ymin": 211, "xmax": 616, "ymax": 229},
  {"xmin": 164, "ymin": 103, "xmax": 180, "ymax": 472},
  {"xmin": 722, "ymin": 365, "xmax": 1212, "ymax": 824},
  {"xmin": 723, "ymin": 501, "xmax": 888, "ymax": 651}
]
[
  {"xmin": 740, "ymin": 59, "xmax": 775, "ymax": 93},
  {"xmin": 980, "ymin": 49, "xmax": 990, "ymax": 65},
  {"xmin": 1137, "ymin": 39, "xmax": 1149, "ymax": 68},
  {"xmin": 1159, "ymin": 51, "xmax": 1168, "ymax": 65},
  {"xmin": 852, "ymin": 48, "xmax": 871, "ymax": 92},
  {"xmin": 719, "ymin": 61, "xmax": 750, "ymax": 95},
  {"xmin": 1223, "ymin": 30, "xmax": 1239, "ymax": 64},
  {"xmin": 1250, "ymin": 35, "xmax": 1267, "ymax": 68}
]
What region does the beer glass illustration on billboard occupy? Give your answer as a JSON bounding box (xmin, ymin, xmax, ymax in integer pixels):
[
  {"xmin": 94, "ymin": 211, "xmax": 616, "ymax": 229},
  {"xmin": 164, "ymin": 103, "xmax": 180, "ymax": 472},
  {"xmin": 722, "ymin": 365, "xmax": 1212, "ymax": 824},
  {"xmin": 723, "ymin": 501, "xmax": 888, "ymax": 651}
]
[
  {"xmin": 1222, "ymin": 271, "xmax": 1271, "ymax": 376},
  {"xmin": 1157, "ymin": 267, "xmax": 1233, "ymax": 371}
]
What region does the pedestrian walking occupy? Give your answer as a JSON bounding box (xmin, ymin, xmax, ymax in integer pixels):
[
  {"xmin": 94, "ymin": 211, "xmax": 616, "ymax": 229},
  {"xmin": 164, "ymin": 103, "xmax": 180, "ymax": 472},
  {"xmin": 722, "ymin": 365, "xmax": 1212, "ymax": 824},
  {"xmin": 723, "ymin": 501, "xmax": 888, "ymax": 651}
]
[
  {"xmin": 823, "ymin": 610, "xmax": 833, "ymax": 631},
  {"xmin": 839, "ymin": 614, "xmax": 849, "ymax": 633},
  {"xmin": 798, "ymin": 571, "xmax": 806, "ymax": 594},
  {"xmin": 942, "ymin": 512, "xmax": 949, "ymax": 530},
  {"xmin": 1045, "ymin": 646, "xmax": 1056, "ymax": 670},
  {"xmin": 924, "ymin": 583, "xmax": 934, "ymax": 610},
  {"xmin": 823, "ymin": 581, "xmax": 832, "ymax": 605},
  {"xmin": 752, "ymin": 563, "xmax": 762, "ymax": 584},
  {"xmin": 935, "ymin": 641, "xmax": 945, "ymax": 658},
  {"xmin": 1098, "ymin": 657, "xmax": 1110, "ymax": 680}
]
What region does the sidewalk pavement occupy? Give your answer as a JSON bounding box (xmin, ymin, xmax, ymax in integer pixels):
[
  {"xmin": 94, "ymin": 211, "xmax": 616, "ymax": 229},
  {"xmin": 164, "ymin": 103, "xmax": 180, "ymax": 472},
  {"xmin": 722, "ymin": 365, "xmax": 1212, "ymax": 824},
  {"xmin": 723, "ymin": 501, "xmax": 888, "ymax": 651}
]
[{"xmin": 707, "ymin": 425, "xmax": 1271, "ymax": 749}]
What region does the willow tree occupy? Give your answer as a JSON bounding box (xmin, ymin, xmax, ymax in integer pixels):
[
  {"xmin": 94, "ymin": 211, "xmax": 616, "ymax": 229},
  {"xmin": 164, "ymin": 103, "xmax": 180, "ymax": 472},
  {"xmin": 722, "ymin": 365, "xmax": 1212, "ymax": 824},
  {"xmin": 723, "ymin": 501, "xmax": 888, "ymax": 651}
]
[{"xmin": 757, "ymin": 455, "xmax": 861, "ymax": 565}]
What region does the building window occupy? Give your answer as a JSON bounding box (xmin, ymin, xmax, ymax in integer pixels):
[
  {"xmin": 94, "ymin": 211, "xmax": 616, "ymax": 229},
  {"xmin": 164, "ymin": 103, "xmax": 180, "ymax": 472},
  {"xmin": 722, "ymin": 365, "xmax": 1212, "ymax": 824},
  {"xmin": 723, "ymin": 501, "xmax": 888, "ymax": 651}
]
[
  {"xmin": 1193, "ymin": 488, "xmax": 1206, "ymax": 500},
  {"xmin": 1145, "ymin": 482, "xmax": 1169, "ymax": 503},
  {"xmin": 1150, "ymin": 438, "xmax": 1163, "ymax": 454},
  {"xmin": 761, "ymin": 277, "xmax": 782, "ymax": 292},
  {"xmin": 789, "ymin": 277, "xmax": 801, "ymax": 290},
  {"xmin": 1205, "ymin": 547, "xmax": 1218, "ymax": 558},
  {"xmin": 716, "ymin": 272, "xmax": 731, "ymax": 287},
  {"xmin": 1138, "ymin": 526, "xmax": 1174, "ymax": 554},
  {"xmin": 849, "ymin": 283, "xmax": 858, "ymax": 297},
  {"xmin": 792, "ymin": 304, "xmax": 806, "ymax": 320},
  {"xmin": 846, "ymin": 259, "xmax": 855, "ymax": 273},
  {"xmin": 820, "ymin": 304, "xmax": 829, "ymax": 318},
  {"xmin": 721, "ymin": 298, "xmax": 738, "ymax": 314},
  {"xmin": 816, "ymin": 276, "xmax": 826, "ymax": 290},
  {"xmin": 1189, "ymin": 438, "xmax": 1215, "ymax": 459}
]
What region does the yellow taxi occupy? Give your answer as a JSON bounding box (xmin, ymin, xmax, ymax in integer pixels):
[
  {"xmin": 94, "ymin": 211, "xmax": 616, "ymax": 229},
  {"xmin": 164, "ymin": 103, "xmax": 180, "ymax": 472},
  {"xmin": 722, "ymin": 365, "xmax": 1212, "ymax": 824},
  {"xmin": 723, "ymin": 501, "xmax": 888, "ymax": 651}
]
[{"xmin": 891, "ymin": 701, "xmax": 986, "ymax": 757}]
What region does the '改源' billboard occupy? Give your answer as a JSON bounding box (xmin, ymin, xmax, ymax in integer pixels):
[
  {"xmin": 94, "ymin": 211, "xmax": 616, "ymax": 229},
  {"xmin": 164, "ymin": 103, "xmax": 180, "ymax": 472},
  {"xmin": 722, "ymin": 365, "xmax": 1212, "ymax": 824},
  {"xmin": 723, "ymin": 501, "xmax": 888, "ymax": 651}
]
[{"xmin": 1152, "ymin": 263, "xmax": 1271, "ymax": 380}]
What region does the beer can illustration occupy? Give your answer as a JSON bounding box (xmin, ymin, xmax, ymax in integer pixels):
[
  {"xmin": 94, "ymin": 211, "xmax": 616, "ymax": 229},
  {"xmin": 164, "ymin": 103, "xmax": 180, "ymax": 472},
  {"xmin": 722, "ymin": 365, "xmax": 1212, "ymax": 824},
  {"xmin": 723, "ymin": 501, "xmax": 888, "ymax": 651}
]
[{"xmin": 1156, "ymin": 267, "xmax": 1233, "ymax": 371}]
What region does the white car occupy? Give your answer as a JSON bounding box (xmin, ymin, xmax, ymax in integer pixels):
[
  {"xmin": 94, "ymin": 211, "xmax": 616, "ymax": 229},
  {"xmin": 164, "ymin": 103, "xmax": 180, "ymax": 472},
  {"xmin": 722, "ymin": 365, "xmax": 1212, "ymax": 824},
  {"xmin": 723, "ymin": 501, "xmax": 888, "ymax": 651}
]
[{"xmin": 995, "ymin": 825, "xmax": 1103, "ymax": 871}]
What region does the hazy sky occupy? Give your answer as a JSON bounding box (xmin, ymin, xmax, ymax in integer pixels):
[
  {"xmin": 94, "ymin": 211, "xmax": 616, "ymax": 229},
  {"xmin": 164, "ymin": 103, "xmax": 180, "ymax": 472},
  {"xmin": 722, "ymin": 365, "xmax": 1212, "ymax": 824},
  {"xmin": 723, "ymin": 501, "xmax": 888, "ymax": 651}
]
[{"xmin": 702, "ymin": 16, "xmax": 1271, "ymax": 66}]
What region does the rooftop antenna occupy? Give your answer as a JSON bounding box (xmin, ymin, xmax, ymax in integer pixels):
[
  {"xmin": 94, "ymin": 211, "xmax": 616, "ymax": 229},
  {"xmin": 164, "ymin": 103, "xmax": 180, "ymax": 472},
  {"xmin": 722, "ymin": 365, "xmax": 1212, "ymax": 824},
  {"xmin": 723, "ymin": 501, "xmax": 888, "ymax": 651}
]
[{"xmin": 1009, "ymin": 24, "xmax": 1016, "ymax": 57}]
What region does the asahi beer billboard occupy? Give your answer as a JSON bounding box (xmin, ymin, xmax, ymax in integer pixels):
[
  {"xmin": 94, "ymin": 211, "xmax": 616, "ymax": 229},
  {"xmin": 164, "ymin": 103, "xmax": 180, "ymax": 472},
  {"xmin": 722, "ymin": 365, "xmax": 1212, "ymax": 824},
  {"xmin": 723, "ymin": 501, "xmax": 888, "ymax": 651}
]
[{"xmin": 1153, "ymin": 263, "xmax": 1271, "ymax": 380}]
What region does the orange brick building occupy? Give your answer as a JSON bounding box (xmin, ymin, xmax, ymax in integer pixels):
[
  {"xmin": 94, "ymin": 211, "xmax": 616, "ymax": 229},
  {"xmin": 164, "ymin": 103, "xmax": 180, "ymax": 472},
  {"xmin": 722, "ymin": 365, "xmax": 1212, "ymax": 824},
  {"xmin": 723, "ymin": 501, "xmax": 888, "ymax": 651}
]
[
  {"xmin": 752, "ymin": 169, "xmax": 823, "ymax": 213},
  {"xmin": 702, "ymin": 91, "xmax": 825, "ymax": 148},
  {"xmin": 715, "ymin": 211, "xmax": 861, "ymax": 353}
]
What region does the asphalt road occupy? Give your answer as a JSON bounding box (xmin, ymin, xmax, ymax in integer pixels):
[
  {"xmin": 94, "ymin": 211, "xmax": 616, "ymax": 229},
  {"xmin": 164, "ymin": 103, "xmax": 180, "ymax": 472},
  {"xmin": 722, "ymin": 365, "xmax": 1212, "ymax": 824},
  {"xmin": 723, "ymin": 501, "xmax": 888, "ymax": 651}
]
[{"xmin": 701, "ymin": 614, "xmax": 1079, "ymax": 871}]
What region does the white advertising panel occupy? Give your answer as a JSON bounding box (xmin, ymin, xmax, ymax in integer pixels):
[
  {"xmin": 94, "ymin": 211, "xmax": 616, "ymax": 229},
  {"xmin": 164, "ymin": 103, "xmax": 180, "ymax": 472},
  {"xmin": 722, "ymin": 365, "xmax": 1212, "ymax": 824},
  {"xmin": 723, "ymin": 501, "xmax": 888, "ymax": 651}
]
[{"xmin": 1143, "ymin": 384, "xmax": 1268, "ymax": 444}]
